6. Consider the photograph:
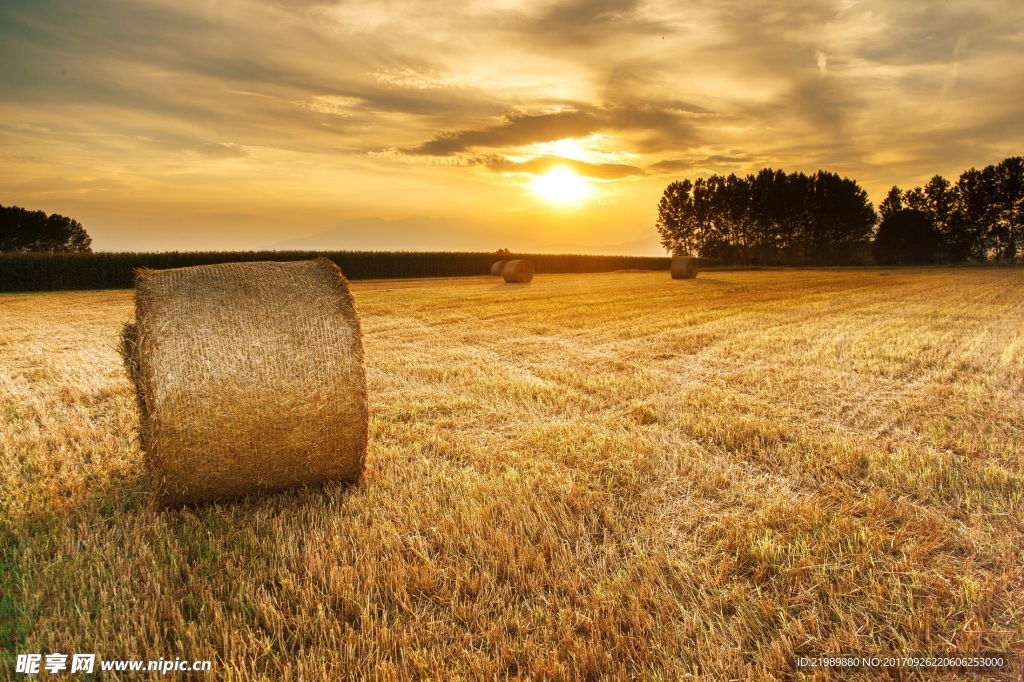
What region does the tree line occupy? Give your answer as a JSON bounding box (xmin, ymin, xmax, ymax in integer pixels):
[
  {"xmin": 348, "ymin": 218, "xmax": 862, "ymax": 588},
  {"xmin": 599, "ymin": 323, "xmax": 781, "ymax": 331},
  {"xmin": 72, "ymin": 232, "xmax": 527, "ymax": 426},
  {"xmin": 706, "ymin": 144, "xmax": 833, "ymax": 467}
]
[
  {"xmin": 657, "ymin": 169, "xmax": 876, "ymax": 266},
  {"xmin": 0, "ymin": 204, "xmax": 92, "ymax": 252},
  {"xmin": 0, "ymin": 251, "xmax": 681, "ymax": 292},
  {"xmin": 874, "ymin": 157, "xmax": 1024, "ymax": 264},
  {"xmin": 657, "ymin": 156, "xmax": 1023, "ymax": 266}
]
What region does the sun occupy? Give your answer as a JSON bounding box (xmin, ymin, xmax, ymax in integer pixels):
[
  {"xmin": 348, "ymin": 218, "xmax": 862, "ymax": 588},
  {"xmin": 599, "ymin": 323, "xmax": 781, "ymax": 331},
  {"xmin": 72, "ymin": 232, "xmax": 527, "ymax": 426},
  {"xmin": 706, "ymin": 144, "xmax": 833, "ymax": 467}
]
[{"xmin": 531, "ymin": 167, "xmax": 592, "ymax": 204}]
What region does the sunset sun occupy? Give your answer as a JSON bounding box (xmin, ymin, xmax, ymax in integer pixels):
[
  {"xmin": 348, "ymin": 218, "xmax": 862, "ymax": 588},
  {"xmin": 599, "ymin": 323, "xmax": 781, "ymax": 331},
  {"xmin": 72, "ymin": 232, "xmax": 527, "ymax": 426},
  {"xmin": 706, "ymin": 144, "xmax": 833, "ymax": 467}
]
[{"xmin": 531, "ymin": 167, "xmax": 592, "ymax": 205}]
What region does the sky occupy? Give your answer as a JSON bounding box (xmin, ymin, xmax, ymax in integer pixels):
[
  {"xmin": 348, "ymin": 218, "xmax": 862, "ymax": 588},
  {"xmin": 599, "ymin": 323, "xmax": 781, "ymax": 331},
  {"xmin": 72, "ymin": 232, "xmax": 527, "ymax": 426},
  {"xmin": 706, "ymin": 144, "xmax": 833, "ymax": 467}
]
[{"xmin": 1, "ymin": 0, "xmax": 1022, "ymax": 254}]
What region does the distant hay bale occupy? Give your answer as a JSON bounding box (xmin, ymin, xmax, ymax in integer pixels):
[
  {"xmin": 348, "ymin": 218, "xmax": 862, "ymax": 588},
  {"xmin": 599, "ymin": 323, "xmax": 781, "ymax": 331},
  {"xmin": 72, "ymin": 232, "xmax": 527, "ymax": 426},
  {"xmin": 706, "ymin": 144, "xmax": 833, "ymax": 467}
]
[
  {"xmin": 502, "ymin": 259, "xmax": 535, "ymax": 283},
  {"xmin": 120, "ymin": 258, "xmax": 368, "ymax": 506},
  {"xmin": 490, "ymin": 260, "xmax": 507, "ymax": 276},
  {"xmin": 670, "ymin": 256, "xmax": 699, "ymax": 279}
]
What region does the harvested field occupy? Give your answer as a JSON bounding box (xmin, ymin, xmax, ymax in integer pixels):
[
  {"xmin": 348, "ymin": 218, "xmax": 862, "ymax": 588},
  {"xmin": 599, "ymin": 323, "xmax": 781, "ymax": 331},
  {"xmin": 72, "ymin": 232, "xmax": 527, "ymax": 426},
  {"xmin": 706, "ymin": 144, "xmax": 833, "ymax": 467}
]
[{"xmin": 1, "ymin": 269, "xmax": 1022, "ymax": 680}]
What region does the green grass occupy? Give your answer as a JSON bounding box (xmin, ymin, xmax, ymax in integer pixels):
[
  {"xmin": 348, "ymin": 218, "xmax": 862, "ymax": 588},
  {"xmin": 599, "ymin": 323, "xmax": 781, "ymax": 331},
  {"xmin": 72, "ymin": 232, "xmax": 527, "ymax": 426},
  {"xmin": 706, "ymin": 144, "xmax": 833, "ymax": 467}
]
[{"xmin": 0, "ymin": 520, "xmax": 28, "ymax": 672}]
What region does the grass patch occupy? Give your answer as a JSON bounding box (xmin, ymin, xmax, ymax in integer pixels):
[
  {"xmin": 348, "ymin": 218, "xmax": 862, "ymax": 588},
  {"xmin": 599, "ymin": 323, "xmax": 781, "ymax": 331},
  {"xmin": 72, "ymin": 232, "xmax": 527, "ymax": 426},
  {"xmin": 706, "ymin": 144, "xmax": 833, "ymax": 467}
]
[{"xmin": 0, "ymin": 520, "xmax": 28, "ymax": 669}]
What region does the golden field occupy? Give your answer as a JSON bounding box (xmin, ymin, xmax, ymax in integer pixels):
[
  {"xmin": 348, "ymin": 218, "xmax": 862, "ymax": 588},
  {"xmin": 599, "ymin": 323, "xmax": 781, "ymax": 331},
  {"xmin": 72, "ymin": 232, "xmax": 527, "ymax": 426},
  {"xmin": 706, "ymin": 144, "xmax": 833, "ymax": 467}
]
[{"xmin": 1, "ymin": 268, "xmax": 1022, "ymax": 680}]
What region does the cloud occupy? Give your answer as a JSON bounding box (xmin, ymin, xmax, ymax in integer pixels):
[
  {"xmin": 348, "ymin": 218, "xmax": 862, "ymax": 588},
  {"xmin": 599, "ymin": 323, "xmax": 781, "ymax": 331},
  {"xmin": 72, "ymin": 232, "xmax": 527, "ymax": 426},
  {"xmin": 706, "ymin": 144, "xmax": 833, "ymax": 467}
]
[
  {"xmin": 400, "ymin": 109, "xmax": 601, "ymax": 156},
  {"xmin": 482, "ymin": 155, "xmax": 646, "ymax": 179},
  {"xmin": 520, "ymin": 0, "xmax": 669, "ymax": 46},
  {"xmin": 647, "ymin": 153, "xmax": 758, "ymax": 175},
  {"xmin": 191, "ymin": 143, "xmax": 251, "ymax": 158},
  {"xmin": 1, "ymin": 0, "xmax": 1023, "ymax": 250},
  {"xmin": 7, "ymin": 175, "xmax": 133, "ymax": 194},
  {"xmin": 396, "ymin": 102, "xmax": 707, "ymax": 158},
  {"xmin": 301, "ymin": 95, "xmax": 366, "ymax": 116}
]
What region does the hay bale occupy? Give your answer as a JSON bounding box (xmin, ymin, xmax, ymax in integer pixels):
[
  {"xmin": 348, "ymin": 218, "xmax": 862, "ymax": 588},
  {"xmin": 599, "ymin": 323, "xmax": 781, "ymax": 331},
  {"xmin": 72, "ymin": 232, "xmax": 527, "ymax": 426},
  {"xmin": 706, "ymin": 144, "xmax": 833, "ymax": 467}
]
[
  {"xmin": 502, "ymin": 259, "xmax": 535, "ymax": 283},
  {"xmin": 670, "ymin": 256, "xmax": 699, "ymax": 279},
  {"xmin": 121, "ymin": 258, "xmax": 368, "ymax": 506},
  {"xmin": 490, "ymin": 260, "xmax": 507, "ymax": 276}
]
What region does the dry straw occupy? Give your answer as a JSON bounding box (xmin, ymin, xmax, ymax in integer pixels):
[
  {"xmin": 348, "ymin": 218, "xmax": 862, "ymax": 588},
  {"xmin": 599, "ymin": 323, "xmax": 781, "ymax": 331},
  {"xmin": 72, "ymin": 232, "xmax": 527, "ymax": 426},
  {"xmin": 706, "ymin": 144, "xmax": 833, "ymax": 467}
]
[
  {"xmin": 121, "ymin": 258, "xmax": 368, "ymax": 506},
  {"xmin": 490, "ymin": 260, "xmax": 507, "ymax": 275},
  {"xmin": 502, "ymin": 259, "xmax": 535, "ymax": 283},
  {"xmin": 670, "ymin": 256, "xmax": 699, "ymax": 279}
]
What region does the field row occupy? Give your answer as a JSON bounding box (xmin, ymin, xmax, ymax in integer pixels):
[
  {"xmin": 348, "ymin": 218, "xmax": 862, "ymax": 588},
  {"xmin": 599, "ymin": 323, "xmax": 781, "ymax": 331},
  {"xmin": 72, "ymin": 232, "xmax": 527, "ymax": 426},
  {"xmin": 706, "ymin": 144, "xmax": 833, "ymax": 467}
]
[{"xmin": 1, "ymin": 269, "xmax": 1022, "ymax": 680}]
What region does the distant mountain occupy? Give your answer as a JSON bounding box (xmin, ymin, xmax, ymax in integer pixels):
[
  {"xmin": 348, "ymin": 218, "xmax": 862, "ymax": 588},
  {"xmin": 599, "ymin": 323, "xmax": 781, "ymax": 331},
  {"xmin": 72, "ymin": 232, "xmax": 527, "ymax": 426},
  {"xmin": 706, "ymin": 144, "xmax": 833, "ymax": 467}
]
[
  {"xmin": 264, "ymin": 215, "xmax": 498, "ymax": 252},
  {"xmin": 540, "ymin": 232, "xmax": 664, "ymax": 257},
  {"xmin": 263, "ymin": 215, "xmax": 665, "ymax": 257}
]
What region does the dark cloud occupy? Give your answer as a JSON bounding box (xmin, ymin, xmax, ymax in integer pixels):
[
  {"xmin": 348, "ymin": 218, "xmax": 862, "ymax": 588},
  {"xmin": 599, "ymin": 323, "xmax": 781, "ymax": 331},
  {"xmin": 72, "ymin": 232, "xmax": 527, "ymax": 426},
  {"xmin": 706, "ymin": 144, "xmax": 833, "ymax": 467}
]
[
  {"xmin": 401, "ymin": 109, "xmax": 602, "ymax": 156},
  {"xmin": 521, "ymin": 0, "xmax": 669, "ymax": 46},
  {"xmin": 482, "ymin": 155, "xmax": 646, "ymax": 179},
  {"xmin": 648, "ymin": 153, "xmax": 756, "ymax": 175},
  {"xmin": 399, "ymin": 103, "xmax": 702, "ymax": 157},
  {"xmin": 647, "ymin": 159, "xmax": 693, "ymax": 172}
]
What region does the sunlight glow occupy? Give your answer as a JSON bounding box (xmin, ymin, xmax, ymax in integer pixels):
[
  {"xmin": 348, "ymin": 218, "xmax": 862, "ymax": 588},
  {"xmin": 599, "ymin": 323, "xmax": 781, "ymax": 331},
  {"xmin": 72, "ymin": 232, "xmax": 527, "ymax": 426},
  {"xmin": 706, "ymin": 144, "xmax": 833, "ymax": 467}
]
[
  {"xmin": 531, "ymin": 167, "xmax": 592, "ymax": 204},
  {"xmin": 516, "ymin": 135, "xmax": 642, "ymax": 167}
]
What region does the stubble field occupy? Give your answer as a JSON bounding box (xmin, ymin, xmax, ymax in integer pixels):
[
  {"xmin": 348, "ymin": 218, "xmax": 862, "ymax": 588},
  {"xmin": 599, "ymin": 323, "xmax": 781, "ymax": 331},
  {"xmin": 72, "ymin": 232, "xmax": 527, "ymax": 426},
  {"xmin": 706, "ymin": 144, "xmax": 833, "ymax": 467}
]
[{"xmin": 1, "ymin": 268, "xmax": 1022, "ymax": 680}]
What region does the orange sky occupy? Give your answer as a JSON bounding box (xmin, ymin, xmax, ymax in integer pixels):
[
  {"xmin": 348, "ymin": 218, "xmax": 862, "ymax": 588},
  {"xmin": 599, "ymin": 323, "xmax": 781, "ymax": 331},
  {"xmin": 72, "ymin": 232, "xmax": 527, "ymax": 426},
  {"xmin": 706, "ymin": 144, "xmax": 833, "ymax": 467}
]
[{"xmin": 1, "ymin": 0, "xmax": 1022, "ymax": 254}]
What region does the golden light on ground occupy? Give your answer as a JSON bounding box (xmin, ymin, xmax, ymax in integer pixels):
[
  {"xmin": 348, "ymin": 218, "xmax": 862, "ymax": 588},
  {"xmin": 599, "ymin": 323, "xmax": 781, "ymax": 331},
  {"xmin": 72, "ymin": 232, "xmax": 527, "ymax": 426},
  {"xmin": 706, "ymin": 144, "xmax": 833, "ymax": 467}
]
[
  {"xmin": 530, "ymin": 167, "xmax": 592, "ymax": 205},
  {"xmin": 5, "ymin": 270, "xmax": 1024, "ymax": 677}
]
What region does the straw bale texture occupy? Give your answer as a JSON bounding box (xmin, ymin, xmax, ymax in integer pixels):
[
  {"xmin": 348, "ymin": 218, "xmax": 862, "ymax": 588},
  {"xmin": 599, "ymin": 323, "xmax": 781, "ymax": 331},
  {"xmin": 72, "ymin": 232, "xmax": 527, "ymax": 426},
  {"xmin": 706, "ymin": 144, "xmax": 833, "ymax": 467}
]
[
  {"xmin": 121, "ymin": 258, "xmax": 368, "ymax": 506},
  {"xmin": 490, "ymin": 260, "xmax": 507, "ymax": 275},
  {"xmin": 502, "ymin": 259, "xmax": 535, "ymax": 283},
  {"xmin": 670, "ymin": 256, "xmax": 699, "ymax": 279}
]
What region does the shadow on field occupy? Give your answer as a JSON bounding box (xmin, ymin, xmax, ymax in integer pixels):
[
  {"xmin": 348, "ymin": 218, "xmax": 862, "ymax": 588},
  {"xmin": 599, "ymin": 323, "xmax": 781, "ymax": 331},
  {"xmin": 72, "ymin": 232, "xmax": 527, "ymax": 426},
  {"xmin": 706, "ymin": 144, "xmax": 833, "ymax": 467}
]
[
  {"xmin": 6, "ymin": 474, "xmax": 362, "ymax": 668},
  {"xmin": 0, "ymin": 518, "xmax": 29, "ymax": 671},
  {"xmin": 489, "ymin": 283, "xmax": 533, "ymax": 291}
]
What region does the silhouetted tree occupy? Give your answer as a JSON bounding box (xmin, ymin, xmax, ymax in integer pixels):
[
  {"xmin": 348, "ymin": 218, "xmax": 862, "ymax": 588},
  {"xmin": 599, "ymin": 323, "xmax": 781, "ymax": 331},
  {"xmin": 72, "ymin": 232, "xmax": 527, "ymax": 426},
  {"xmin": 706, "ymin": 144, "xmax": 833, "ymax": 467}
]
[
  {"xmin": 878, "ymin": 186, "xmax": 903, "ymax": 223},
  {"xmin": 872, "ymin": 209, "xmax": 939, "ymax": 265},
  {"xmin": 0, "ymin": 204, "xmax": 92, "ymax": 252},
  {"xmin": 658, "ymin": 155, "xmax": 1024, "ymax": 267},
  {"xmin": 950, "ymin": 167, "xmax": 997, "ymax": 262},
  {"xmin": 748, "ymin": 168, "xmax": 790, "ymax": 264},
  {"xmin": 922, "ymin": 175, "xmax": 958, "ymax": 258},
  {"xmin": 992, "ymin": 156, "xmax": 1024, "ymax": 263},
  {"xmin": 656, "ymin": 168, "xmax": 874, "ymax": 266},
  {"xmin": 800, "ymin": 171, "xmax": 876, "ymax": 265},
  {"xmin": 656, "ymin": 179, "xmax": 697, "ymax": 256},
  {"xmin": 716, "ymin": 174, "xmax": 755, "ymax": 264},
  {"xmin": 892, "ymin": 175, "xmax": 960, "ymax": 262}
]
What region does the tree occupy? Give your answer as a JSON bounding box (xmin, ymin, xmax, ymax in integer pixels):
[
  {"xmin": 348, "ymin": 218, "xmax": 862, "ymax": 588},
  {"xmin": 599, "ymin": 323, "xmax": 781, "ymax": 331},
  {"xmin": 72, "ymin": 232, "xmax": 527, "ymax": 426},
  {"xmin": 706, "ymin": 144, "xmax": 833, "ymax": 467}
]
[
  {"xmin": 748, "ymin": 168, "xmax": 789, "ymax": 264},
  {"xmin": 992, "ymin": 156, "xmax": 1024, "ymax": 263},
  {"xmin": 656, "ymin": 168, "xmax": 875, "ymax": 266},
  {"xmin": 0, "ymin": 204, "xmax": 92, "ymax": 252},
  {"xmin": 803, "ymin": 171, "xmax": 876, "ymax": 265},
  {"xmin": 923, "ymin": 175, "xmax": 957, "ymax": 242},
  {"xmin": 878, "ymin": 186, "xmax": 903, "ymax": 223},
  {"xmin": 946, "ymin": 169, "xmax": 989, "ymax": 262},
  {"xmin": 894, "ymin": 178, "xmax": 958, "ymax": 262},
  {"xmin": 872, "ymin": 209, "xmax": 939, "ymax": 265},
  {"xmin": 656, "ymin": 180, "xmax": 696, "ymax": 257}
]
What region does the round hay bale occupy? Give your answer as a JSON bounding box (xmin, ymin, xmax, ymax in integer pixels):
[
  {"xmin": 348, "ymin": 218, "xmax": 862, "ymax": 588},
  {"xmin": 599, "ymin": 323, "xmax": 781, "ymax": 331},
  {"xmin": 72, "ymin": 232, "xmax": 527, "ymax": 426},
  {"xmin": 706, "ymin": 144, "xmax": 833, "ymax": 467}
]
[
  {"xmin": 121, "ymin": 258, "xmax": 368, "ymax": 506},
  {"xmin": 502, "ymin": 259, "xmax": 535, "ymax": 283},
  {"xmin": 490, "ymin": 260, "xmax": 507, "ymax": 276},
  {"xmin": 670, "ymin": 256, "xmax": 699, "ymax": 279}
]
